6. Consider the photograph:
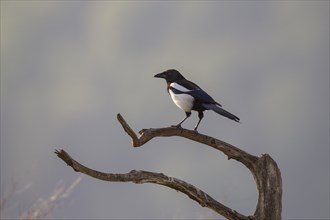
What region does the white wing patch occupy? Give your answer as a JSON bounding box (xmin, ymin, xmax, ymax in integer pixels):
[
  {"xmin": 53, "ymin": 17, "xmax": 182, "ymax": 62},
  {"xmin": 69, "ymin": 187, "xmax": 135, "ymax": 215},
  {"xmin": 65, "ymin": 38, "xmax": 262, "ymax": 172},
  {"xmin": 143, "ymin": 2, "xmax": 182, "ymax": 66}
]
[{"xmin": 169, "ymin": 82, "xmax": 192, "ymax": 92}]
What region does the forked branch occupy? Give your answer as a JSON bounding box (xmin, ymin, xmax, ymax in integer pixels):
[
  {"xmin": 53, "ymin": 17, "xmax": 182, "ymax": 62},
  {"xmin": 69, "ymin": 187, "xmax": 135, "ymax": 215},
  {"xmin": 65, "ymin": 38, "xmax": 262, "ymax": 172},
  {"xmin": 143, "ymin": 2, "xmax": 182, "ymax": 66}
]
[
  {"xmin": 55, "ymin": 113, "xmax": 282, "ymax": 220},
  {"xmin": 117, "ymin": 113, "xmax": 258, "ymax": 171}
]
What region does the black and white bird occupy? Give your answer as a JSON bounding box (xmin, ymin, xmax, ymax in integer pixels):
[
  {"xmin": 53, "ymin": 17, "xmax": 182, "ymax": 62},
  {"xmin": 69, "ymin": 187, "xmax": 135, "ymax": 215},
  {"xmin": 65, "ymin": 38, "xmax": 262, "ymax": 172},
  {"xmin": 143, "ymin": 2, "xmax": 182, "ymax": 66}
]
[{"xmin": 154, "ymin": 69, "xmax": 239, "ymax": 131}]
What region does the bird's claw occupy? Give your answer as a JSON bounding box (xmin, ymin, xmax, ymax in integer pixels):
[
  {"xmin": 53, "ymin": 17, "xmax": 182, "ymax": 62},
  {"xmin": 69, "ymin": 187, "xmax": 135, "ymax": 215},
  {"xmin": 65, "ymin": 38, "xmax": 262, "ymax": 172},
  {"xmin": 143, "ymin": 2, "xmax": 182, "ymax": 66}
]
[{"xmin": 171, "ymin": 124, "xmax": 182, "ymax": 129}]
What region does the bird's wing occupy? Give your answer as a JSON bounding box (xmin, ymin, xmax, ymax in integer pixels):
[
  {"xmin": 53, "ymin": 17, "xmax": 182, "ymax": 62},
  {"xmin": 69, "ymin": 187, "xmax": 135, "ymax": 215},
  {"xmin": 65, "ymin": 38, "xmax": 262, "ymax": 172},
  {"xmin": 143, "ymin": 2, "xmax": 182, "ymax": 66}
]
[
  {"xmin": 173, "ymin": 80, "xmax": 222, "ymax": 106},
  {"xmin": 187, "ymin": 89, "xmax": 222, "ymax": 106}
]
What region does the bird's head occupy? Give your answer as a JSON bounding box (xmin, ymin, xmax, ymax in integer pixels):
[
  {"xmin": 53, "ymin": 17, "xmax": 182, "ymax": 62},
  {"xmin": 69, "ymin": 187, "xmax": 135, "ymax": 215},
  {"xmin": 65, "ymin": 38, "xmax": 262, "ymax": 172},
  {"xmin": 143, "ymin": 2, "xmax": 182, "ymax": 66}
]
[{"xmin": 154, "ymin": 69, "xmax": 185, "ymax": 83}]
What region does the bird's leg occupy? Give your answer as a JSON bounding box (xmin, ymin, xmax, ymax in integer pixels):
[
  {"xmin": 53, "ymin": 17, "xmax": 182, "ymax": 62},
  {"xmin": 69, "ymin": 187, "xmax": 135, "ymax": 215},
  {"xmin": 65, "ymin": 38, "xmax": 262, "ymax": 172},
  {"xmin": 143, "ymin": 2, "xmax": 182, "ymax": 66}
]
[
  {"xmin": 173, "ymin": 112, "xmax": 191, "ymax": 128},
  {"xmin": 194, "ymin": 111, "xmax": 204, "ymax": 131}
]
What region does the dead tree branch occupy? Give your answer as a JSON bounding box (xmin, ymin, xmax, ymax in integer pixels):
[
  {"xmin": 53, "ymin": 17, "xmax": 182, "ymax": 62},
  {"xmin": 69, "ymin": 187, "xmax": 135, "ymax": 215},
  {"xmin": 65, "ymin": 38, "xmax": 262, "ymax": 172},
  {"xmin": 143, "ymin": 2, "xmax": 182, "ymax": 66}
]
[
  {"xmin": 55, "ymin": 113, "xmax": 282, "ymax": 220},
  {"xmin": 55, "ymin": 149, "xmax": 249, "ymax": 220},
  {"xmin": 117, "ymin": 113, "xmax": 258, "ymax": 170}
]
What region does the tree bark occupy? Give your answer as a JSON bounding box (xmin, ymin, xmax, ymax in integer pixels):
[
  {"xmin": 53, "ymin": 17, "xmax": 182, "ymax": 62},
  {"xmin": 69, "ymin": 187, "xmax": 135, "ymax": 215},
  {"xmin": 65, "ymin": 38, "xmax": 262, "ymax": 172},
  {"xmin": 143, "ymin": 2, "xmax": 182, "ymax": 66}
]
[{"xmin": 55, "ymin": 113, "xmax": 282, "ymax": 220}]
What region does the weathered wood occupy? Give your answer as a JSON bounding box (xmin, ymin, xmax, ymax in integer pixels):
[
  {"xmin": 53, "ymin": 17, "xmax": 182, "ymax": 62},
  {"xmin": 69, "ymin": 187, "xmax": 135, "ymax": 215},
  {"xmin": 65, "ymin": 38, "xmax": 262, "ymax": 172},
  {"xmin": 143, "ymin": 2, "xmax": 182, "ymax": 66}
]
[
  {"xmin": 55, "ymin": 113, "xmax": 282, "ymax": 220},
  {"xmin": 55, "ymin": 149, "xmax": 249, "ymax": 220}
]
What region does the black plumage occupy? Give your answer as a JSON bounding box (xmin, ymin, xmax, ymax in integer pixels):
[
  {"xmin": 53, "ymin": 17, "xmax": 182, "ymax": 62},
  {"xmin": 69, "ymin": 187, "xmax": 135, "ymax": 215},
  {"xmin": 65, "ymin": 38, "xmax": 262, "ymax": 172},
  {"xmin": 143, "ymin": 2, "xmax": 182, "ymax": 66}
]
[{"xmin": 154, "ymin": 69, "xmax": 239, "ymax": 131}]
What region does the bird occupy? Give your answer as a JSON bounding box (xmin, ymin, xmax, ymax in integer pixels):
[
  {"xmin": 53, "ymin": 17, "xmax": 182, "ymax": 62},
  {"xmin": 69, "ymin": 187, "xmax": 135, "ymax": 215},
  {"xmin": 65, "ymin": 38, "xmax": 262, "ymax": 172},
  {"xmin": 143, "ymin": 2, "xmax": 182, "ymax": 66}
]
[{"xmin": 154, "ymin": 69, "xmax": 240, "ymax": 131}]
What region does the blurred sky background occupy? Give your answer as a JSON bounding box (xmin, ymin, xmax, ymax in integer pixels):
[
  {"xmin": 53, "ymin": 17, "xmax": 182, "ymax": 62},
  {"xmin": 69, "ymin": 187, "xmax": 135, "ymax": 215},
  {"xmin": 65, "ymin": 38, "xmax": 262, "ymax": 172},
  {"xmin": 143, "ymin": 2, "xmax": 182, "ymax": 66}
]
[{"xmin": 1, "ymin": 1, "xmax": 329, "ymax": 219}]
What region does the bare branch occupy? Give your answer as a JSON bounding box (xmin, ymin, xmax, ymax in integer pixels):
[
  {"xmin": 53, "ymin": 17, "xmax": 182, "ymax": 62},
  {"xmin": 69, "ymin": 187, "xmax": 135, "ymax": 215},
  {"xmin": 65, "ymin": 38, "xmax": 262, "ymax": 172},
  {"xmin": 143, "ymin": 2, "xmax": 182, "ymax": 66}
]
[
  {"xmin": 117, "ymin": 113, "xmax": 258, "ymax": 171},
  {"xmin": 54, "ymin": 149, "xmax": 250, "ymax": 220},
  {"xmin": 55, "ymin": 113, "xmax": 282, "ymax": 220},
  {"xmin": 116, "ymin": 113, "xmax": 281, "ymax": 220}
]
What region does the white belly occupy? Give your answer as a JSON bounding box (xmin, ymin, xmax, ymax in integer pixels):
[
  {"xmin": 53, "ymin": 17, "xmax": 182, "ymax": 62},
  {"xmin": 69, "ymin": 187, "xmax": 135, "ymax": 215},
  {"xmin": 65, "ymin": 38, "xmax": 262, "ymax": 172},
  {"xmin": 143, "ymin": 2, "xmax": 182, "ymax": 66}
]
[{"xmin": 169, "ymin": 90, "xmax": 194, "ymax": 112}]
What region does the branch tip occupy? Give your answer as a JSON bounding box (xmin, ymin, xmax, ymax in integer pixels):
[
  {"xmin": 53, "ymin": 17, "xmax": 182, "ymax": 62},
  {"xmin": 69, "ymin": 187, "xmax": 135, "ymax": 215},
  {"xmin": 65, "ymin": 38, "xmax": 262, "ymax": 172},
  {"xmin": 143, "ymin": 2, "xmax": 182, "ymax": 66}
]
[
  {"xmin": 55, "ymin": 149, "xmax": 78, "ymax": 171},
  {"xmin": 117, "ymin": 113, "xmax": 140, "ymax": 147}
]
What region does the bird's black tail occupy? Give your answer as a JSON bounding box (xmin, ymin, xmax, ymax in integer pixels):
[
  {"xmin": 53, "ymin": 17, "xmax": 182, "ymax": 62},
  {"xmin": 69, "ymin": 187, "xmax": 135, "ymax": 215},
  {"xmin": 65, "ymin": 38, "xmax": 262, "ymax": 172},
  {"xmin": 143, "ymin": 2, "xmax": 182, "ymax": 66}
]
[{"xmin": 203, "ymin": 103, "xmax": 240, "ymax": 122}]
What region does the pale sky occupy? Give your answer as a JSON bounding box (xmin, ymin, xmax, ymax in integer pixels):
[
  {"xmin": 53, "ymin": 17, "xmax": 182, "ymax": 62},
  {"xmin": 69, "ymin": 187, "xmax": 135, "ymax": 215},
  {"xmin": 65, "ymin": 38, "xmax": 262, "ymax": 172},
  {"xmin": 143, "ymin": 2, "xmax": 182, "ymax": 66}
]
[{"xmin": 1, "ymin": 1, "xmax": 329, "ymax": 219}]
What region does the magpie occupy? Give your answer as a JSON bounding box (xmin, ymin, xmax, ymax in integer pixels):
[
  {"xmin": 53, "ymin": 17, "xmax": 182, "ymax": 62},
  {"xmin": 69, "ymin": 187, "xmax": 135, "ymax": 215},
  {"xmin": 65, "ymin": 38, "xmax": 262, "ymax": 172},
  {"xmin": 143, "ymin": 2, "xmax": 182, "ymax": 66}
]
[{"xmin": 154, "ymin": 69, "xmax": 240, "ymax": 131}]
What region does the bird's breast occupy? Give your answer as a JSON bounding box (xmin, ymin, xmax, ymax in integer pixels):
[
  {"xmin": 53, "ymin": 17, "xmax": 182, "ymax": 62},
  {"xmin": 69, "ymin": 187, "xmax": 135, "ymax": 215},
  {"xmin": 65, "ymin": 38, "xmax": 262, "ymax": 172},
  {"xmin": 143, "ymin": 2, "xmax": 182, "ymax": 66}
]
[{"xmin": 169, "ymin": 89, "xmax": 194, "ymax": 112}]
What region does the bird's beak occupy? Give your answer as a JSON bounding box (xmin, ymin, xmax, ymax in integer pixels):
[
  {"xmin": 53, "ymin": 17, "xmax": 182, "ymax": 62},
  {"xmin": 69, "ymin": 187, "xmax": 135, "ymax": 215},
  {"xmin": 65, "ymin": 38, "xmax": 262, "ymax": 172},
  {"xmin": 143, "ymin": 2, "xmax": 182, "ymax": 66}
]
[{"xmin": 154, "ymin": 72, "xmax": 165, "ymax": 78}]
